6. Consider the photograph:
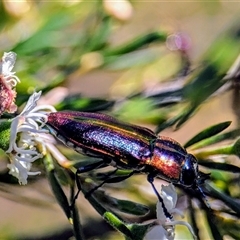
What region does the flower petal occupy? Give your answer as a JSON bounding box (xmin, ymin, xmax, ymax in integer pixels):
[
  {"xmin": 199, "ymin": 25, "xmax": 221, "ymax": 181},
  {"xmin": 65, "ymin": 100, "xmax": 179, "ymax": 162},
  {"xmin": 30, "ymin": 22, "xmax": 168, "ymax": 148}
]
[
  {"xmin": 156, "ymin": 200, "xmax": 167, "ymax": 222},
  {"xmin": 2, "ymin": 52, "xmax": 17, "ymax": 75},
  {"xmin": 20, "ymin": 91, "xmax": 42, "ymax": 116},
  {"xmin": 144, "ymin": 225, "xmax": 170, "ymax": 240},
  {"xmin": 161, "ymin": 184, "xmax": 177, "ymax": 211}
]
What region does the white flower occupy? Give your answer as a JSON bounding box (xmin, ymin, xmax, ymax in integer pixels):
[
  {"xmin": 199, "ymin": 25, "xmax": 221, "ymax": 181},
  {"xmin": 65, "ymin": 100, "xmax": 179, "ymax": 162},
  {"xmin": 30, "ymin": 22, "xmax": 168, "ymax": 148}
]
[
  {"xmin": 0, "ymin": 52, "xmax": 20, "ymax": 115},
  {"xmin": 0, "ymin": 52, "xmax": 69, "ymax": 184},
  {"xmin": 6, "ymin": 91, "xmax": 56, "ymax": 184},
  {"xmin": 144, "ymin": 184, "xmax": 196, "ymax": 240},
  {"xmin": 144, "ymin": 225, "xmax": 171, "ymax": 240},
  {"xmin": 0, "ymin": 51, "xmax": 20, "ymax": 87}
]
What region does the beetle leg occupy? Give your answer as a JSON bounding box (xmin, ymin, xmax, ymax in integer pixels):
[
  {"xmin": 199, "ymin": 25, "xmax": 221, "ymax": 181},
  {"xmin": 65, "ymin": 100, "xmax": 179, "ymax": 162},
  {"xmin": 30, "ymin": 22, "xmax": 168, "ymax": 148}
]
[
  {"xmin": 76, "ymin": 160, "xmax": 108, "ymax": 195},
  {"xmin": 147, "ymin": 174, "xmax": 173, "ymax": 220},
  {"xmin": 77, "ymin": 160, "xmax": 109, "ymax": 174},
  {"xmin": 85, "ymin": 170, "xmax": 137, "ymax": 198},
  {"xmin": 100, "ymin": 170, "xmax": 137, "ymax": 184},
  {"xmin": 72, "ymin": 160, "xmax": 108, "ymax": 207},
  {"xmin": 85, "ymin": 168, "xmax": 118, "ymax": 198}
]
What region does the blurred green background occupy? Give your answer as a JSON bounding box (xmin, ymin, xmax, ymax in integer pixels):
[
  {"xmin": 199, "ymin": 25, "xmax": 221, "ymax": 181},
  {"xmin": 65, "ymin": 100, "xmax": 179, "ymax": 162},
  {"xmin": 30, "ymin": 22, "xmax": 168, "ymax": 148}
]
[{"xmin": 1, "ymin": 1, "xmax": 240, "ymax": 240}]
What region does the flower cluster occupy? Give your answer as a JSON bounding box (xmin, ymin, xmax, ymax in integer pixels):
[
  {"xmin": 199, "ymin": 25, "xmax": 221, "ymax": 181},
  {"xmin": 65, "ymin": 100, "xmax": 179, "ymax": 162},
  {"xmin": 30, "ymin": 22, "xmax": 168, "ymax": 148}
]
[
  {"xmin": 0, "ymin": 52, "xmax": 20, "ymax": 115},
  {"xmin": 6, "ymin": 91, "xmax": 56, "ymax": 184},
  {"xmin": 0, "ymin": 52, "xmax": 60, "ymax": 184}
]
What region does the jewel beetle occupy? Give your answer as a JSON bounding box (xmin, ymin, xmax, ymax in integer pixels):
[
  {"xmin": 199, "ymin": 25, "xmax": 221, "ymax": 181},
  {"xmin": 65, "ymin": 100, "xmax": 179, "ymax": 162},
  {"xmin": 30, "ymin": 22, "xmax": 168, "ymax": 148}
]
[{"xmin": 46, "ymin": 111, "xmax": 209, "ymax": 218}]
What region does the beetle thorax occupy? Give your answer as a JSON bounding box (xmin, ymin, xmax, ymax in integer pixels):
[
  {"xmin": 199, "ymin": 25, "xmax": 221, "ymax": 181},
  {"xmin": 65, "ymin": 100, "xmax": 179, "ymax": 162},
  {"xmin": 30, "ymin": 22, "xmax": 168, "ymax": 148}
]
[{"xmin": 179, "ymin": 154, "xmax": 198, "ymax": 187}]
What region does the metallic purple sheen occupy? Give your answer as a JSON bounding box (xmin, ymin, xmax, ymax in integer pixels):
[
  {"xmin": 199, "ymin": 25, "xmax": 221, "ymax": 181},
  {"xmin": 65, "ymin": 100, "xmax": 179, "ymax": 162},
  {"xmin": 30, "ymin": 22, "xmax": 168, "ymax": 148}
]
[{"xmin": 46, "ymin": 111, "xmax": 200, "ymax": 186}]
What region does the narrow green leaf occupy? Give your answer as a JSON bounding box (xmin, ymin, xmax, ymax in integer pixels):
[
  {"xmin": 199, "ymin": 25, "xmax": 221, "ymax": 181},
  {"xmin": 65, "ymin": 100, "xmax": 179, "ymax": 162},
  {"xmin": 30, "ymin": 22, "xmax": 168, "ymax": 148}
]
[
  {"xmin": 84, "ymin": 16, "xmax": 111, "ymax": 52},
  {"xmin": 81, "ymin": 181, "xmax": 133, "ymax": 238},
  {"xmin": 102, "ymin": 31, "xmax": 167, "ymax": 56},
  {"xmin": 205, "ymin": 210, "xmax": 223, "ymax": 240},
  {"xmin": 48, "ymin": 169, "xmax": 72, "ymax": 219},
  {"xmin": 88, "ymin": 181, "xmax": 149, "ymax": 216},
  {"xmin": 183, "ymin": 63, "xmax": 226, "ymax": 107},
  {"xmin": 175, "ymin": 105, "xmax": 197, "ymax": 129},
  {"xmin": 198, "ymin": 161, "xmax": 240, "ymax": 173},
  {"xmin": 44, "ymin": 154, "xmax": 71, "ymax": 220},
  {"xmin": 184, "ymin": 121, "xmax": 231, "ymax": 148},
  {"xmin": 216, "ymin": 216, "xmax": 240, "ymax": 240},
  {"xmin": 188, "ymin": 199, "xmax": 200, "ymax": 240},
  {"xmin": 104, "ymin": 48, "xmax": 162, "ymax": 70},
  {"xmin": 156, "ymin": 105, "xmax": 196, "ymax": 133},
  {"xmin": 71, "ymin": 204, "xmax": 84, "ymax": 240},
  {"xmin": 147, "ymin": 87, "xmax": 183, "ymax": 107},
  {"xmin": 108, "ymin": 198, "xmax": 149, "ymax": 216},
  {"xmin": 94, "ymin": 169, "xmax": 132, "ymax": 181},
  {"xmin": 187, "ymin": 129, "xmax": 240, "ymax": 150},
  {"xmin": 127, "ymin": 223, "xmax": 153, "ymax": 240},
  {"xmin": 155, "ymin": 114, "xmax": 183, "ymax": 133},
  {"xmin": 12, "ymin": 9, "xmax": 78, "ymax": 55},
  {"xmin": 232, "ymin": 138, "xmax": 240, "ymax": 157},
  {"xmin": 206, "ymin": 183, "xmax": 240, "ymax": 215},
  {"xmin": 102, "ymin": 174, "xmax": 134, "ymax": 184},
  {"xmin": 104, "ymin": 212, "xmax": 133, "ymax": 238},
  {"xmin": 55, "ymin": 94, "xmax": 114, "ymax": 112}
]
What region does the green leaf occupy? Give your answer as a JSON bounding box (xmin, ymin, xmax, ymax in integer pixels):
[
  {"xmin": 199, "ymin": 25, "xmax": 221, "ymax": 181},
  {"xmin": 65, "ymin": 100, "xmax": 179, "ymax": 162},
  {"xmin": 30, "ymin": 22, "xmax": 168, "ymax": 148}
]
[
  {"xmin": 0, "ymin": 2, "xmax": 11, "ymax": 31},
  {"xmin": 127, "ymin": 223, "xmax": 153, "ymax": 240},
  {"xmin": 184, "ymin": 29, "xmax": 240, "ymax": 108},
  {"xmin": 102, "ymin": 31, "xmax": 167, "ymax": 56},
  {"xmin": 215, "ymin": 216, "xmax": 240, "ymax": 240},
  {"xmin": 44, "ymin": 154, "xmax": 71, "ymax": 220},
  {"xmin": 0, "ymin": 120, "xmax": 11, "ymax": 151},
  {"xmin": 188, "ymin": 200, "xmax": 200, "ymax": 240},
  {"xmin": 12, "ymin": 9, "xmax": 78, "ymax": 55},
  {"xmin": 55, "ymin": 94, "xmax": 115, "ymax": 112},
  {"xmin": 94, "ymin": 169, "xmax": 133, "ymax": 181},
  {"xmin": 184, "ymin": 121, "xmax": 232, "ymax": 148},
  {"xmin": 183, "ymin": 63, "xmax": 226, "ymax": 107},
  {"xmin": 83, "ymin": 16, "xmax": 111, "ymax": 53},
  {"xmin": 107, "ymin": 197, "xmax": 149, "ymax": 216},
  {"xmin": 146, "ymin": 87, "xmax": 183, "ymax": 107},
  {"xmin": 48, "ymin": 169, "xmax": 71, "ymax": 219},
  {"xmin": 187, "ymin": 129, "xmax": 240, "ymax": 150},
  {"xmin": 232, "ymin": 138, "xmax": 240, "ymax": 157},
  {"xmin": 205, "ymin": 210, "xmax": 223, "ymax": 240},
  {"xmin": 104, "ymin": 48, "xmax": 163, "ymax": 70},
  {"xmin": 175, "ymin": 105, "xmax": 197, "ymax": 129},
  {"xmin": 81, "ymin": 181, "xmax": 133, "ymax": 239},
  {"xmin": 71, "ymin": 204, "xmax": 84, "ymax": 240},
  {"xmin": 155, "ymin": 106, "xmax": 196, "ymax": 133},
  {"xmin": 86, "ymin": 179, "xmax": 149, "ymax": 216},
  {"xmin": 198, "ymin": 161, "xmax": 240, "ymax": 173},
  {"xmin": 104, "ymin": 212, "xmax": 133, "ymax": 238},
  {"xmin": 155, "ymin": 114, "xmax": 182, "ymax": 133},
  {"xmin": 206, "ymin": 183, "xmax": 240, "ymax": 215}
]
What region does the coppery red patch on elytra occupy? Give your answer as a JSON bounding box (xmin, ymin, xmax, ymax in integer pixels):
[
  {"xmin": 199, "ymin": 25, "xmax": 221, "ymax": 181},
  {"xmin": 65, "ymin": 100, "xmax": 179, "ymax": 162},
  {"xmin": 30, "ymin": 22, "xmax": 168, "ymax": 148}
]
[
  {"xmin": 0, "ymin": 75, "xmax": 17, "ymax": 116},
  {"xmin": 150, "ymin": 155, "xmax": 181, "ymax": 180}
]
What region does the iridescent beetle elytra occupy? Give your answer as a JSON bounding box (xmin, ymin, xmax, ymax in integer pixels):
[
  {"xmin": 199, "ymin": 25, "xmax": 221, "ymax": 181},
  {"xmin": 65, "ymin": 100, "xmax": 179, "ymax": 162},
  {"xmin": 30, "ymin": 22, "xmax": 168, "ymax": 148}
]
[{"xmin": 46, "ymin": 111, "xmax": 209, "ymax": 218}]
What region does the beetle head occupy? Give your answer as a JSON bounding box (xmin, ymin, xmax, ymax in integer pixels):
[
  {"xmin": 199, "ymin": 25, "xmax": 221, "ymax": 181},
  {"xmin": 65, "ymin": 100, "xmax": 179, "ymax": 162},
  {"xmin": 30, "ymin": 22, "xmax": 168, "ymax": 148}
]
[
  {"xmin": 180, "ymin": 153, "xmax": 210, "ymax": 187},
  {"xmin": 180, "ymin": 153, "xmax": 211, "ymax": 208},
  {"xmin": 180, "ymin": 153, "xmax": 199, "ymax": 187}
]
